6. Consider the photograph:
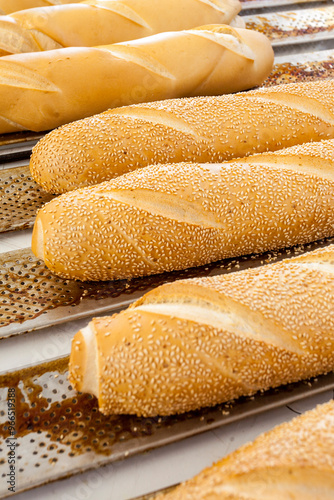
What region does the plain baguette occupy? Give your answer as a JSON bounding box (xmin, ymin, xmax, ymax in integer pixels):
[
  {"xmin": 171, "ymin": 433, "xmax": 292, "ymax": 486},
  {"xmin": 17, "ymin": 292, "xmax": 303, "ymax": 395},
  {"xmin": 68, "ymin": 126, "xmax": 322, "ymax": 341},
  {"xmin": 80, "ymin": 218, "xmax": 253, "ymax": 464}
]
[
  {"xmin": 68, "ymin": 244, "xmax": 334, "ymax": 416},
  {"xmin": 155, "ymin": 401, "xmax": 334, "ymax": 499},
  {"xmin": 30, "ymin": 79, "xmax": 334, "ymax": 194},
  {"xmin": 0, "ymin": 0, "xmax": 242, "ymax": 55},
  {"xmin": 0, "ymin": 0, "xmax": 78, "ymax": 15},
  {"xmin": 32, "ymin": 139, "xmax": 334, "ymax": 281},
  {"xmin": 0, "ymin": 24, "xmax": 273, "ymax": 135}
]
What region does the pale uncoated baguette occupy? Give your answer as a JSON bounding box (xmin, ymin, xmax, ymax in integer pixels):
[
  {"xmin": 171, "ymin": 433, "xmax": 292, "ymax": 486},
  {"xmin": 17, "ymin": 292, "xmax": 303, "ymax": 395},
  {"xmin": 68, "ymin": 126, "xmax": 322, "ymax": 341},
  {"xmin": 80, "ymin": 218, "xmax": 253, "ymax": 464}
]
[
  {"xmin": 0, "ymin": 0, "xmax": 78, "ymax": 15},
  {"xmin": 30, "ymin": 79, "xmax": 334, "ymax": 194},
  {"xmin": 32, "ymin": 139, "xmax": 334, "ymax": 282},
  {"xmin": 68, "ymin": 244, "xmax": 334, "ymax": 416},
  {"xmin": 156, "ymin": 401, "xmax": 334, "ymax": 499},
  {"xmin": 0, "ymin": 24, "xmax": 273, "ymax": 135},
  {"xmin": 0, "ymin": 0, "xmax": 242, "ymax": 55}
]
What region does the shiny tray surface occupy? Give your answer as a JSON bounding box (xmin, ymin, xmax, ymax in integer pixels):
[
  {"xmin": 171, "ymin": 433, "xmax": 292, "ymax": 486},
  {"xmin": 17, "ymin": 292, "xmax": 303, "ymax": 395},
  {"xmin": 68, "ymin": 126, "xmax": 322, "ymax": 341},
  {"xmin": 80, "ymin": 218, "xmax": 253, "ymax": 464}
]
[{"xmin": 0, "ymin": 358, "xmax": 333, "ymax": 498}]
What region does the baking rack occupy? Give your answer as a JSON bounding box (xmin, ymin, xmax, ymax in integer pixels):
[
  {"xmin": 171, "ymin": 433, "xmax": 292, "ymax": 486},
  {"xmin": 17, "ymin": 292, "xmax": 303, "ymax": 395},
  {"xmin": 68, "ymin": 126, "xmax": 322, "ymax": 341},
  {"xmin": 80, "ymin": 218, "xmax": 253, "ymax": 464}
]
[{"xmin": 1, "ymin": 0, "xmax": 334, "ymax": 498}]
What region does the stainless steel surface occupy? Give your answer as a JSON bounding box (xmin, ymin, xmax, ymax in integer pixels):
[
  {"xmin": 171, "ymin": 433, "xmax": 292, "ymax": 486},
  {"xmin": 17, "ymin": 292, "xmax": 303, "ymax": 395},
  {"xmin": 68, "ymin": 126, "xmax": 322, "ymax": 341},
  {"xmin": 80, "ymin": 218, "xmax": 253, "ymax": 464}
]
[
  {"xmin": 1, "ymin": 238, "xmax": 333, "ymax": 340},
  {"xmin": 0, "ymin": 132, "xmax": 45, "ymax": 165},
  {"xmin": 244, "ymin": 6, "xmax": 334, "ymax": 47},
  {"xmin": 266, "ymin": 47, "xmax": 334, "ymax": 84},
  {"xmin": 241, "ymin": 0, "xmax": 331, "ymax": 11},
  {"xmin": 0, "ymin": 358, "xmax": 333, "ymax": 499}
]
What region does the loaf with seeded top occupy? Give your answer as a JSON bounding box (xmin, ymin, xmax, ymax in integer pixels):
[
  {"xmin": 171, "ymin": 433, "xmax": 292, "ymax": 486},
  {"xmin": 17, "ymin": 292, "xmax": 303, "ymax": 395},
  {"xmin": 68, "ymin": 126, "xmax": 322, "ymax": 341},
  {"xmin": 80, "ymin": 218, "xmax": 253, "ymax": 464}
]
[
  {"xmin": 68, "ymin": 244, "xmax": 334, "ymax": 416},
  {"xmin": 30, "ymin": 79, "xmax": 334, "ymax": 194},
  {"xmin": 155, "ymin": 401, "xmax": 334, "ymax": 498},
  {"xmin": 32, "ymin": 139, "xmax": 334, "ymax": 282},
  {"xmin": 0, "ymin": 0, "xmax": 242, "ymax": 54}
]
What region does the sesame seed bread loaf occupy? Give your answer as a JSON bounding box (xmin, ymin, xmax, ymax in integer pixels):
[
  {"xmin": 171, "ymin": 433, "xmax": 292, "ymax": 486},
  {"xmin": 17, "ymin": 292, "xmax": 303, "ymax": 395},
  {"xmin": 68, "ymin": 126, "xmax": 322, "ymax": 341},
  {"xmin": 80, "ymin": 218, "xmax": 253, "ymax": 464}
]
[
  {"xmin": 0, "ymin": 23, "xmax": 272, "ymax": 135},
  {"xmin": 30, "ymin": 79, "xmax": 334, "ymax": 194},
  {"xmin": 68, "ymin": 244, "xmax": 334, "ymax": 416},
  {"xmin": 155, "ymin": 401, "xmax": 334, "ymax": 499},
  {"xmin": 0, "ymin": 0, "xmax": 242, "ymax": 55},
  {"xmin": 32, "ymin": 139, "xmax": 334, "ymax": 281},
  {"xmin": 0, "ymin": 0, "xmax": 78, "ymax": 15}
]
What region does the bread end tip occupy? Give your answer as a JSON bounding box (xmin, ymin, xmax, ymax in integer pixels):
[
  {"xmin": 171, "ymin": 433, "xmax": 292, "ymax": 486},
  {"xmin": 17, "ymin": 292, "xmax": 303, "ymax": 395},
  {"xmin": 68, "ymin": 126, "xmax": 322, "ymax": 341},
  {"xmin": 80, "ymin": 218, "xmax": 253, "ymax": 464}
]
[
  {"xmin": 31, "ymin": 216, "xmax": 44, "ymax": 260},
  {"xmin": 68, "ymin": 330, "xmax": 86, "ymax": 393}
]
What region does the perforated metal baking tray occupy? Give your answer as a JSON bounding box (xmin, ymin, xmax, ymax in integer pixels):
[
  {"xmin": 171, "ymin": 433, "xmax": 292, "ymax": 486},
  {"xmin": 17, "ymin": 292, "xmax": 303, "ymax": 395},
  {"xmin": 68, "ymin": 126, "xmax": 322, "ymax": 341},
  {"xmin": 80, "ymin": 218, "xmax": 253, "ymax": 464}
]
[
  {"xmin": 266, "ymin": 47, "xmax": 334, "ymax": 84},
  {"xmin": 241, "ymin": 0, "xmax": 330, "ymax": 11},
  {"xmin": 244, "ymin": 5, "xmax": 334, "ymax": 47},
  {"xmin": 0, "ymin": 357, "xmax": 333, "ymax": 498},
  {"xmin": 0, "ymin": 165, "xmax": 53, "ymax": 233},
  {"xmin": 1, "ymin": 238, "xmax": 333, "ymax": 340}
]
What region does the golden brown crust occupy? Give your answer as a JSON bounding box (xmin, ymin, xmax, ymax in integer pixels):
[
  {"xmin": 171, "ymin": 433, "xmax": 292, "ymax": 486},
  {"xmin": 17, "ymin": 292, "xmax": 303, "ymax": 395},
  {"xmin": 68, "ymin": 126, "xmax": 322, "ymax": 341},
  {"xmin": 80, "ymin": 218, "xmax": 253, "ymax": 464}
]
[
  {"xmin": 30, "ymin": 79, "xmax": 334, "ymax": 194},
  {"xmin": 156, "ymin": 401, "xmax": 334, "ymax": 499},
  {"xmin": 0, "ymin": 23, "xmax": 271, "ymax": 135},
  {"xmin": 68, "ymin": 243, "xmax": 334, "ymax": 416},
  {"xmin": 0, "ymin": 0, "xmax": 241, "ymax": 53},
  {"xmin": 68, "ymin": 330, "xmax": 86, "ymax": 392},
  {"xmin": 32, "ymin": 139, "xmax": 334, "ymax": 281},
  {"xmin": 0, "ymin": 0, "xmax": 78, "ymax": 15}
]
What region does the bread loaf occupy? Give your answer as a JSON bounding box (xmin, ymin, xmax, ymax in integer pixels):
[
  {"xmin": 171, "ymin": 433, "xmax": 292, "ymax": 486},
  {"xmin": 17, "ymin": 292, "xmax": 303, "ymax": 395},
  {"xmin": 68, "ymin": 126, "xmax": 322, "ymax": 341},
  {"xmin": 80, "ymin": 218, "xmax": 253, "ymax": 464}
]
[
  {"xmin": 156, "ymin": 401, "xmax": 334, "ymax": 499},
  {"xmin": 0, "ymin": 0, "xmax": 78, "ymax": 15},
  {"xmin": 0, "ymin": 24, "xmax": 273, "ymax": 135},
  {"xmin": 68, "ymin": 244, "xmax": 334, "ymax": 416},
  {"xmin": 32, "ymin": 139, "xmax": 334, "ymax": 281},
  {"xmin": 0, "ymin": 0, "xmax": 242, "ymax": 55},
  {"xmin": 30, "ymin": 79, "xmax": 334, "ymax": 194}
]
